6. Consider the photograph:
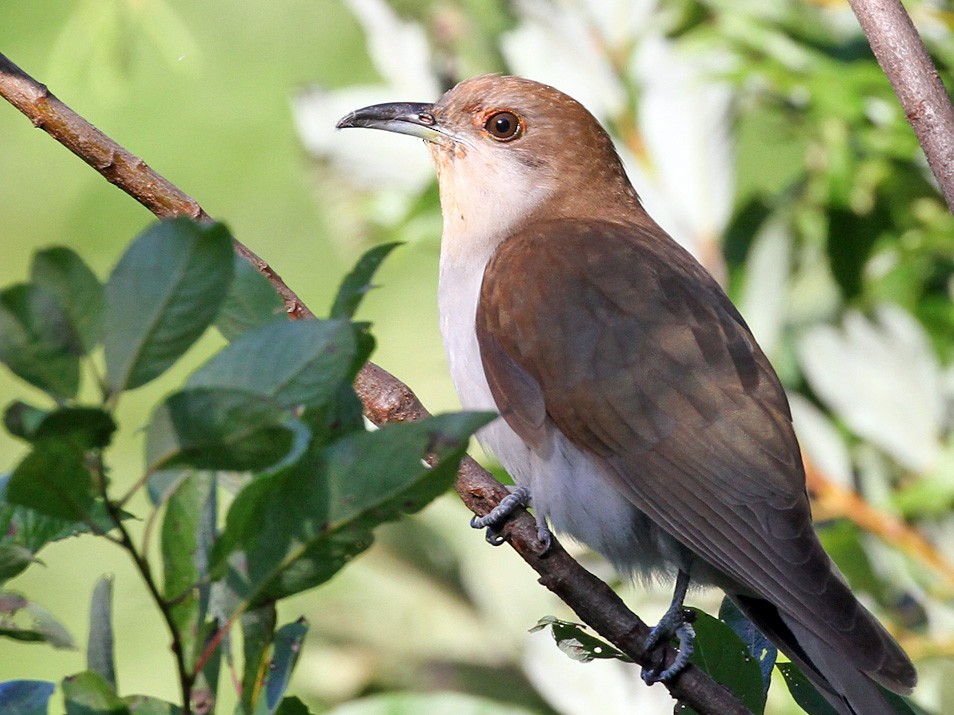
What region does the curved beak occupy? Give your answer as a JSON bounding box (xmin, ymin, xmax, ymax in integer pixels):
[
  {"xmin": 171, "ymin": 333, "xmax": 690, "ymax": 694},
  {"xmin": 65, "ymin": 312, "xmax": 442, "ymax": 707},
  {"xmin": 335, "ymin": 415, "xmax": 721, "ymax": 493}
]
[{"xmin": 336, "ymin": 102, "xmax": 441, "ymax": 141}]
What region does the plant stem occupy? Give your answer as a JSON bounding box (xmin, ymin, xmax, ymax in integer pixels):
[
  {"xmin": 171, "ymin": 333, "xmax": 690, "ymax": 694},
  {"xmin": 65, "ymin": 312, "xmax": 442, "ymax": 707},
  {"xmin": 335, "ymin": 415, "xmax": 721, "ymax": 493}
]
[{"xmin": 94, "ymin": 454, "xmax": 195, "ymax": 715}]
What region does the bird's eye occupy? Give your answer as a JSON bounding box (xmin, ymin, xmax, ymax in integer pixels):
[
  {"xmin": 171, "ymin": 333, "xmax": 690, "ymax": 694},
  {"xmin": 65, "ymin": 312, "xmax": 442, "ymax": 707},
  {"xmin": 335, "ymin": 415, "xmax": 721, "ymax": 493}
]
[{"xmin": 484, "ymin": 111, "xmax": 521, "ymax": 140}]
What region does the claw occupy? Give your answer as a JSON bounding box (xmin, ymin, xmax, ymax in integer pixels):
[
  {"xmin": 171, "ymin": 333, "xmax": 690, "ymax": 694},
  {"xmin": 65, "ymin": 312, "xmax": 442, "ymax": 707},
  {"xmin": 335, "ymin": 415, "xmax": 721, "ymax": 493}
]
[
  {"xmin": 641, "ymin": 570, "xmax": 695, "ymax": 684},
  {"xmin": 470, "ymin": 486, "xmax": 535, "ymax": 547}
]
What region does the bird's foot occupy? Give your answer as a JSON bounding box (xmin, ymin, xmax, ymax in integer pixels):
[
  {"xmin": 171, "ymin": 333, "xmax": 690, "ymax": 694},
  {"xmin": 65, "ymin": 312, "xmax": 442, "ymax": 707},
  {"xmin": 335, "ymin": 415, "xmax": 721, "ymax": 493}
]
[
  {"xmin": 470, "ymin": 485, "xmax": 552, "ymax": 552},
  {"xmin": 640, "ymin": 605, "xmax": 696, "ymax": 684}
]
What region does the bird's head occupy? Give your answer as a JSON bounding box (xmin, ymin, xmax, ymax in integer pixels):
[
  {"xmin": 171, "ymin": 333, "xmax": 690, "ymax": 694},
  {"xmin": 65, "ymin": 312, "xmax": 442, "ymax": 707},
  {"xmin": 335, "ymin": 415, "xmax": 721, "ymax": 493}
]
[{"xmin": 337, "ymin": 75, "xmax": 643, "ymax": 243}]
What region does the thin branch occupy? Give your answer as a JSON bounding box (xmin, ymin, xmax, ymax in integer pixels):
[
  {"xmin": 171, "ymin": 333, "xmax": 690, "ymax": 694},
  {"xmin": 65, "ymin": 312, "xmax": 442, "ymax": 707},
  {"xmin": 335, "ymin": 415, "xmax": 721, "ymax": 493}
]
[
  {"xmin": 0, "ymin": 52, "xmax": 750, "ymax": 714},
  {"xmin": 848, "ymin": 0, "xmax": 954, "ymax": 214},
  {"xmin": 91, "ymin": 453, "xmax": 195, "ymax": 715}
]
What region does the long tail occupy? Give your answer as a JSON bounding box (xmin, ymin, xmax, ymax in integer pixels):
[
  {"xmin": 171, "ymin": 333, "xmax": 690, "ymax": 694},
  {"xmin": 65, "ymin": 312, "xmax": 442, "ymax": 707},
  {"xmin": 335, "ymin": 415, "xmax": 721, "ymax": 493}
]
[{"xmin": 731, "ymin": 595, "xmax": 914, "ymax": 715}]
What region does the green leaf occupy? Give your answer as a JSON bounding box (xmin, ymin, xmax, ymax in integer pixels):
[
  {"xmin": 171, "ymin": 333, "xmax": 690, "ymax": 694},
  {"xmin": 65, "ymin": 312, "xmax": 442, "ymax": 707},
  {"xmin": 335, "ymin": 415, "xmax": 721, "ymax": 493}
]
[
  {"xmin": 0, "ymin": 545, "xmax": 35, "ymax": 585},
  {"xmin": 189, "ymin": 319, "xmax": 357, "ymax": 409},
  {"xmin": 776, "ymin": 663, "xmax": 840, "ymax": 715},
  {"xmin": 162, "ymin": 472, "xmax": 214, "ymax": 672},
  {"xmin": 0, "ymin": 283, "xmax": 81, "ymax": 399},
  {"xmin": 529, "ymin": 616, "xmax": 629, "ymax": 662},
  {"xmin": 143, "ymin": 403, "xmax": 191, "ymax": 506},
  {"xmin": 7, "ymin": 443, "xmax": 93, "ymax": 521},
  {"xmin": 122, "ymin": 695, "xmax": 182, "ymax": 714},
  {"xmin": 31, "ymin": 246, "xmax": 104, "ymax": 353},
  {"xmin": 0, "ymin": 680, "xmax": 56, "ymax": 715},
  {"xmin": 0, "ymin": 474, "xmax": 113, "ymax": 557},
  {"xmin": 87, "ymin": 576, "xmax": 116, "ymax": 690},
  {"xmin": 330, "ymin": 242, "xmax": 401, "ymax": 319},
  {"xmin": 216, "ymin": 256, "xmax": 285, "ymax": 341},
  {"xmin": 685, "ymin": 608, "xmax": 767, "ymax": 715},
  {"xmin": 5, "ymin": 403, "xmax": 116, "ymax": 450},
  {"xmin": 274, "ymin": 697, "xmax": 311, "ymax": 715},
  {"xmin": 0, "ymin": 591, "xmax": 76, "ymax": 649},
  {"xmin": 719, "ymin": 598, "xmax": 777, "ymax": 690},
  {"xmin": 103, "ymin": 218, "xmax": 234, "ymax": 394},
  {"xmin": 241, "ymin": 605, "xmax": 277, "ymax": 715},
  {"xmin": 213, "ymin": 412, "xmax": 492, "ymax": 606},
  {"xmin": 163, "ymin": 387, "xmax": 298, "ymax": 471},
  {"xmin": 62, "ymin": 671, "xmax": 128, "ymax": 715},
  {"xmin": 256, "ymin": 619, "xmax": 308, "ymax": 715}
]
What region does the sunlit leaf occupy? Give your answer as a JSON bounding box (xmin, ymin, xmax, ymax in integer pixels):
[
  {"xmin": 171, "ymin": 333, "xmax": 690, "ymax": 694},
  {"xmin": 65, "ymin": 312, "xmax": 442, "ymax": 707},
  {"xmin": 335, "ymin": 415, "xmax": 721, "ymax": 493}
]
[
  {"xmin": 212, "ymin": 412, "xmax": 492, "ymax": 606},
  {"xmin": 62, "ymin": 670, "xmax": 128, "ymax": 715},
  {"xmin": 103, "ymin": 218, "xmax": 234, "ymax": 394},
  {"xmin": 529, "ymin": 616, "xmax": 629, "ymax": 663},
  {"xmin": 189, "ymin": 319, "xmax": 357, "ymax": 410}
]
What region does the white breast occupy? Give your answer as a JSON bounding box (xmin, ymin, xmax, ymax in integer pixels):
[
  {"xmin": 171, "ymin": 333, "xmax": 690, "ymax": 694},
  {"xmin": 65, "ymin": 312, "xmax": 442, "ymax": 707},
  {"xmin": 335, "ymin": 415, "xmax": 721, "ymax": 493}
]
[{"xmin": 436, "ymin": 238, "xmax": 678, "ymax": 579}]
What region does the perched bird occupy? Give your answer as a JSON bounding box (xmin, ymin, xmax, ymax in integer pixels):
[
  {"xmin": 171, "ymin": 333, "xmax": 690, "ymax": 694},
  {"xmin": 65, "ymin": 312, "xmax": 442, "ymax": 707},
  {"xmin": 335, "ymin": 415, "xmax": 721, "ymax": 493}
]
[{"xmin": 337, "ymin": 75, "xmax": 916, "ymax": 714}]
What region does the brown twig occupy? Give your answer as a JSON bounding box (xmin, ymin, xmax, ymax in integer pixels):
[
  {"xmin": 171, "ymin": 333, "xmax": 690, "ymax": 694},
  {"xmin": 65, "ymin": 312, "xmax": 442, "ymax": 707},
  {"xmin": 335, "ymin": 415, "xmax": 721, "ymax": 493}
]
[
  {"xmin": 0, "ymin": 53, "xmax": 749, "ymax": 714},
  {"xmin": 848, "ymin": 0, "xmax": 954, "ymax": 214}
]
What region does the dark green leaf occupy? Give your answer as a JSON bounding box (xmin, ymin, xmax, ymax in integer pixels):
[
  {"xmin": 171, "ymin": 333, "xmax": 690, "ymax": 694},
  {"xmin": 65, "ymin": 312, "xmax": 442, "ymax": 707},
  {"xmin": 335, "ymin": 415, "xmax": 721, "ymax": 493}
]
[
  {"xmin": 31, "ymin": 246, "xmax": 104, "ymax": 352},
  {"xmin": 530, "ymin": 616, "xmax": 629, "ymax": 662},
  {"xmin": 7, "ymin": 443, "xmax": 93, "ymax": 521},
  {"xmin": 776, "ymin": 663, "xmax": 840, "ymax": 715},
  {"xmin": 213, "ymin": 412, "xmax": 492, "ymax": 606},
  {"xmin": 685, "ymin": 608, "xmax": 767, "ymax": 714},
  {"xmin": 0, "ymin": 283, "xmax": 81, "ymax": 399},
  {"xmin": 719, "ymin": 597, "xmax": 777, "ymax": 690},
  {"xmin": 0, "ymin": 680, "xmax": 56, "ymax": 715},
  {"xmin": 330, "ymin": 242, "xmax": 401, "ymax": 319},
  {"xmin": 3, "ymin": 402, "xmax": 47, "ymax": 442},
  {"xmin": 62, "ymin": 671, "xmax": 128, "ymax": 715},
  {"xmin": 189, "ymin": 319, "xmax": 357, "ymax": 409},
  {"xmin": 241, "ymin": 604, "xmax": 277, "ymax": 715},
  {"xmin": 162, "ymin": 472, "xmax": 214, "ymax": 672},
  {"xmin": 0, "ymin": 474, "xmax": 113, "ymax": 556},
  {"xmin": 87, "ymin": 576, "xmax": 116, "ymax": 690},
  {"xmin": 163, "ymin": 387, "xmax": 297, "ymax": 471},
  {"xmin": 0, "ymin": 591, "xmax": 76, "ymax": 648},
  {"xmin": 258, "ymin": 619, "xmax": 308, "ymax": 715},
  {"xmin": 5, "ymin": 404, "xmax": 116, "ymax": 450},
  {"xmin": 274, "ymin": 697, "xmax": 311, "ymax": 715},
  {"xmin": 103, "ymin": 218, "xmax": 234, "ymax": 393},
  {"xmin": 0, "ymin": 544, "xmax": 34, "ymax": 585},
  {"xmin": 216, "ymin": 256, "xmax": 286, "ymax": 341}
]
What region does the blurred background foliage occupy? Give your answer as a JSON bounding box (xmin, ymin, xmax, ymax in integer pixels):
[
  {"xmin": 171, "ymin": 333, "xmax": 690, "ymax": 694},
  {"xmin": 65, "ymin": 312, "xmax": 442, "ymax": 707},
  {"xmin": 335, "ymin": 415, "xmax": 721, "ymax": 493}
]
[{"xmin": 1, "ymin": 0, "xmax": 953, "ymax": 713}]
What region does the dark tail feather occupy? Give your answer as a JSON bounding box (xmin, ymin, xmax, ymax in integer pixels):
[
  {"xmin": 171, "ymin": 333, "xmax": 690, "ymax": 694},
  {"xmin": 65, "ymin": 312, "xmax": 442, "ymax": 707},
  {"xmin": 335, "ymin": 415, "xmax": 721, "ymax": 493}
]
[{"xmin": 731, "ymin": 595, "xmax": 909, "ymax": 715}]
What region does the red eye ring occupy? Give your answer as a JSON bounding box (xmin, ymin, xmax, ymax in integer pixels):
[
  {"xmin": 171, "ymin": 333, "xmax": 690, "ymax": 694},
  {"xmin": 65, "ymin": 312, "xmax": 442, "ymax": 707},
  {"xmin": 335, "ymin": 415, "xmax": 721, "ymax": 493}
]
[{"xmin": 484, "ymin": 111, "xmax": 521, "ymax": 140}]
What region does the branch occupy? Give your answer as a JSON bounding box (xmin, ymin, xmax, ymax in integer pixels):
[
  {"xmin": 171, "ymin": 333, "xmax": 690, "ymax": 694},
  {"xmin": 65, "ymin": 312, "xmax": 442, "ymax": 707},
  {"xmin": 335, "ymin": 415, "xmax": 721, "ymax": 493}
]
[
  {"xmin": 0, "ymin": 53, "xmax": 748, "ymax": 714},
  {"xmin": 848, "ymin": 0, "xmax": 954, "ymax": 214}
]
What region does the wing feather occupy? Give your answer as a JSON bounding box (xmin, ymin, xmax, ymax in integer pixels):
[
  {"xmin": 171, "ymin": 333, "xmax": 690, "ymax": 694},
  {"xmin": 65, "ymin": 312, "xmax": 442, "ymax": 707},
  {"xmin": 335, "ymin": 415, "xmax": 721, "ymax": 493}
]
[{"xmin": 476, "ymin": 218, "xmax": 912, "ymax": 686}]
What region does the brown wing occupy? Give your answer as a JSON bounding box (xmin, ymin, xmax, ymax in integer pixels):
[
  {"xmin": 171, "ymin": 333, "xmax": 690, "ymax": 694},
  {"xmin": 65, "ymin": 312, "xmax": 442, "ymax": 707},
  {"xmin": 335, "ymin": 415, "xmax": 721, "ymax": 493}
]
[{"xmin": 476, "ymin": 218, "xmax": 910, "ymax": 686}]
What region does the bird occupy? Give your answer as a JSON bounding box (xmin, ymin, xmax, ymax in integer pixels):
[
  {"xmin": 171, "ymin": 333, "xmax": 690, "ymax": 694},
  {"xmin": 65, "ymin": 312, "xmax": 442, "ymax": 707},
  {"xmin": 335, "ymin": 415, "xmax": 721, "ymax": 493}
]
[{"xmin": 336, "ymin": 74, "xmax": 917, "ymax": 714}]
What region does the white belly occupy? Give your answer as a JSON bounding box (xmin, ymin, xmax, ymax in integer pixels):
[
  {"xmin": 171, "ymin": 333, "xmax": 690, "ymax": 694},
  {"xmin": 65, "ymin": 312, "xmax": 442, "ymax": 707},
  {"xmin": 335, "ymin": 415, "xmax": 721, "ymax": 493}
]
[{"xmin": 437, "ymin": 248, "xmax": 678, "ymax": 579}]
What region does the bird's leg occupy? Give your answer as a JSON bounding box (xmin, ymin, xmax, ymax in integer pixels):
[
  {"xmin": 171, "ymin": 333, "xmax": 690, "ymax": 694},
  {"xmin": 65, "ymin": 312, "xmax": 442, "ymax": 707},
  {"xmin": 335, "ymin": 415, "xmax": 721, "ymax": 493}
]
[
  {"xmin": 641, "ymin": 569, "xmax": 695, "ymax": 684},
  {"xmin": 470, "ymin": 485, "xmax": 552, "ymax": 551}
]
